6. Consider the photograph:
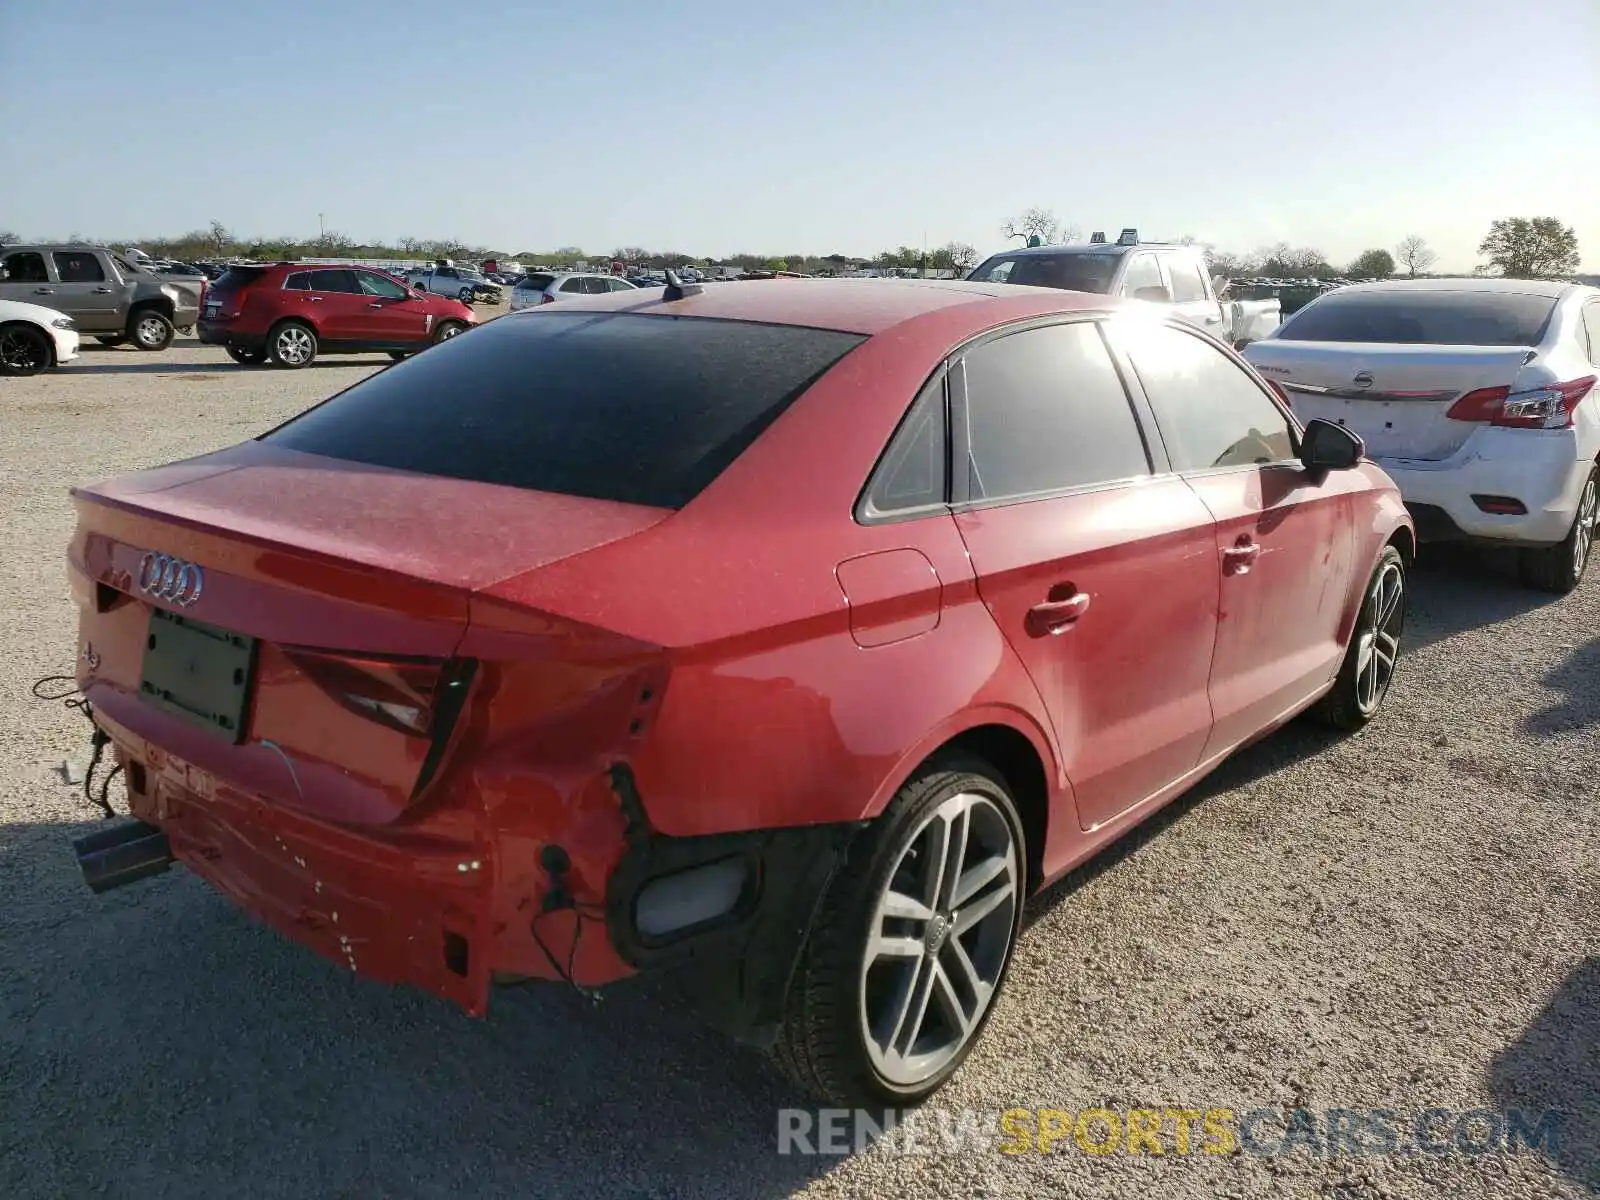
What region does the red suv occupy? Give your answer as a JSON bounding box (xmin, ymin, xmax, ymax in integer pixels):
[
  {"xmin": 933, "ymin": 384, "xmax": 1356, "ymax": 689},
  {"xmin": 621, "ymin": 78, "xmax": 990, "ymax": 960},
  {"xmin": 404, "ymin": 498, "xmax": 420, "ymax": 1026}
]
[
  {"xmin": 68, "ymin": 281, "xmax": 1411, "ymax": 1108},
  {"xmin": 198, "ymin": 264, "xmax": 475, "ymax": 368}
]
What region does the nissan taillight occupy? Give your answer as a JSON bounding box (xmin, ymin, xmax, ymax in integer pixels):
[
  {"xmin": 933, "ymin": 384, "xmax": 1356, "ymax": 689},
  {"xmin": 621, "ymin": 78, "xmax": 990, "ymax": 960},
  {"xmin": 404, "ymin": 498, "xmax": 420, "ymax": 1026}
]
[{"xmin": 1445, "ymin": 376, "xmax": 1596, "ymax": 430}]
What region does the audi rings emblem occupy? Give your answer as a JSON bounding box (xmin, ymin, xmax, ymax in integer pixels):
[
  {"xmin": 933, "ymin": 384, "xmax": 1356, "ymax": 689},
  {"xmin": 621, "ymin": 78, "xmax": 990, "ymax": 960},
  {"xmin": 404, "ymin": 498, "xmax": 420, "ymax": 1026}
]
[{"xmin": 137, "ymin": 552, "xmax": 205, "ymax": 607}]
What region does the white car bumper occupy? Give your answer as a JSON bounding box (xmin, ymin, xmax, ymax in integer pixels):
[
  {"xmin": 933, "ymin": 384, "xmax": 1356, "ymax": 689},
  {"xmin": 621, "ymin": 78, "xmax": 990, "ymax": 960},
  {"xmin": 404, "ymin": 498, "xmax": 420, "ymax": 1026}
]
[
  {"xmin": 52, "ymin": 323, "xmax": 81, "ymax": 366},
  {"xmin": 1380, "ymin": 426, "xmax": 1591, "ymax": 546}
]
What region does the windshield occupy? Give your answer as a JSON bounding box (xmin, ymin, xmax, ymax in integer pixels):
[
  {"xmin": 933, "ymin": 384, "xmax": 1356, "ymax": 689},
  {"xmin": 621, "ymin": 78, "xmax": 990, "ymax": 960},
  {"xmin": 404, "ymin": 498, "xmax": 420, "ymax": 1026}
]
[
  {"xmin": 1277, "ymin": 290, "xmax": 1559, "ymax": 346},
  {"xmin": 967, "ymin": 251, "xmax": 1121, "ymax": 294},
  {"xmin": 261, "ymin": 312, "xmax": 867, "ymax": 509}
]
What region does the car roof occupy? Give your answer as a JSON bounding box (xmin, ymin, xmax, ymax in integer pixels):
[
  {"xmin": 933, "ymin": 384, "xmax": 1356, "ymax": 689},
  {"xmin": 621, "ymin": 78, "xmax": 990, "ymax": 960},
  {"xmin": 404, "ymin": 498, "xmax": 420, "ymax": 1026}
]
[
  {"xmin": 507, "ymin": 277, "xmax": 1115, "ymax": 335},
  {"xmin": 1330, "ymin": 278, "xmax": 1578, "ymax": 299},
  {"xmin": 983, "ymin": 242, "xmax": 1198, "ymax": 260}
]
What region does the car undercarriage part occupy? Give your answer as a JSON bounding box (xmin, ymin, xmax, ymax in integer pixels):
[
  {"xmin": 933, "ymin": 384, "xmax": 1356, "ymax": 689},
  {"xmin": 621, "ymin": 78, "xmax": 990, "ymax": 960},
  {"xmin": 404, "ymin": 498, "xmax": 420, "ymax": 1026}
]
[{"xmin": 72, "ymin": 818, "xmax": 174, "ymax": 893}]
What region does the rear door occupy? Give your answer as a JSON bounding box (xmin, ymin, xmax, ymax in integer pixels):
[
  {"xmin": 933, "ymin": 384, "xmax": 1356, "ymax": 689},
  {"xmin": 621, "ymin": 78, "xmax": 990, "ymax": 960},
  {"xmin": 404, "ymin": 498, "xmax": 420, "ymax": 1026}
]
[
  {"xmin": 50, "ymin": 251, "xmax": 121, "ymax": 331},
  {"xmin": 1108, "ymin": 318, "xmax": 1360, "ymax": 755},
  {"xmin": 0, "ymin": 249, "xmax": 55, "ymax": 310},
  {"xmin": 303, "ymin": 269, "xmax": 368, "ymax": 342},
  {"xmin": 1159, "ymin": 251, "xmax": 1227, "ymax": 338},
  {"xmin": 950, "ymin": 318, "xmax": 1221, "ymax": 831}
]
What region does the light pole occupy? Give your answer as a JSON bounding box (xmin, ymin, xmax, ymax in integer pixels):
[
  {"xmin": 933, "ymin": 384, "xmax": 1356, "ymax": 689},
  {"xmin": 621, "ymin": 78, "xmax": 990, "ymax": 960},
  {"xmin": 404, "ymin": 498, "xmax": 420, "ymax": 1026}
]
[{"xmin": 318, "ymin": 213, "xmax": 326, "ymax": 243}]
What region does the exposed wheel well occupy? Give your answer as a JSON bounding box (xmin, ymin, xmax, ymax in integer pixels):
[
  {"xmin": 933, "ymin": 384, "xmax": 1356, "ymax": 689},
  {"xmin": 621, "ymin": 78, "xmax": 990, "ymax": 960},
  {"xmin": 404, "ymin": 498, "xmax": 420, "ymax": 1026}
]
[
  {"xmin": 1388, "ymin": 525, "xmax": 1416, "ymax": 568},
  {"xmin": 0, "ymin": 320, "xmax": 56, "ymax": 367},
  {"xmin": 128, "ymin": 297, "xmax": 174, "ymax": 321},
  {"xmin": 932, "ymin": 724, "xmax": 1049, "ymax": 893}
]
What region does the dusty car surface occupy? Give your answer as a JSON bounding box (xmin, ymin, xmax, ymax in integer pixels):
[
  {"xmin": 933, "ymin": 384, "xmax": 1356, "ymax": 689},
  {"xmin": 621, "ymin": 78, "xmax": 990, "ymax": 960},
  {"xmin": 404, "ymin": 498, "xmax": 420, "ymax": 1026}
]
[{"xmin": 66, "ymin": 279, "xmax": 1412, "ymax": 1107}]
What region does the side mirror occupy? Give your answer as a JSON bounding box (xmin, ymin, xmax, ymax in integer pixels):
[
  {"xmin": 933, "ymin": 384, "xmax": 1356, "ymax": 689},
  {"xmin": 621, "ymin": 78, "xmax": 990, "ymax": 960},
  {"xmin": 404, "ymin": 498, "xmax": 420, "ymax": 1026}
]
[
  {"xmin": 1299, "ymin": 417, "xmax": 1363, "ymax": 472},
  {"xmin": 1133, "ymin": 285, "xmax": 1171, "ymax": 303}
]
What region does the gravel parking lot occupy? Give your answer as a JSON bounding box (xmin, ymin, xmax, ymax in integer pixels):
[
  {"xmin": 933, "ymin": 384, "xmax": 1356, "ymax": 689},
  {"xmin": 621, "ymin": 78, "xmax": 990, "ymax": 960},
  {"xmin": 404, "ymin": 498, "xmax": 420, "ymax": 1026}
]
[{"xmin": 1, "ymin": 331, "xmax": 1595, "ymax": 1199}]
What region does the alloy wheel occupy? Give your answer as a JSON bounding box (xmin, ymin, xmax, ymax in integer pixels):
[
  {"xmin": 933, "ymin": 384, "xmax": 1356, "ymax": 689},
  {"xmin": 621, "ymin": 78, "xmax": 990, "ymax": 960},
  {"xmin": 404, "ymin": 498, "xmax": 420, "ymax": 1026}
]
[
  {"xmin": 1354, "ymin": 560, "xmax": 1404, "ymax": 715},
  {"xmin": 1571, "ymin": 477, "xmax": 1596, "ymax": 578},
  {"xmin": 136, "ymin": 315, "xmax": 168, "ymax": 348},
  {"xmin": 859, "ymin": 790, "xmax": 1019, "ymax": 1088},
  {"xmin": 275, "ymin": 327, "xmax": 313, "ymax": 365},
  {"xmin": 0, "ymin": 327, "xmax": 47, "ymax": 373}
]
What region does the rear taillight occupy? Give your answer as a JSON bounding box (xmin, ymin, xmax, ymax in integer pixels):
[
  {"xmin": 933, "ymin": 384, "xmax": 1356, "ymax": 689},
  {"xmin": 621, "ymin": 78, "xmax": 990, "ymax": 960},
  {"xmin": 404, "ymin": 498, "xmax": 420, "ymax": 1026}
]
[
  {"xmin": 1446, "ymin": 377, "xmax": 1596, "ymax": 430},
  {"xmin": 541, "ymin": 293, "xmax": 555, "ymax": 304},
  {"xmin": 1265, "ymin": 380, "xmax": 1291, "ymax": 408},
  {"xmin": 283, "ymin": 647, "xmax": 450, "ymax": 736}
]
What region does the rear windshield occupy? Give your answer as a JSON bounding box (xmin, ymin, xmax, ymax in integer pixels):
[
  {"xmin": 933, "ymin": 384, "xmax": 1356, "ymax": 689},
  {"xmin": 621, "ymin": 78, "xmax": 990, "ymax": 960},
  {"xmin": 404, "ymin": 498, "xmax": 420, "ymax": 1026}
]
[
  {"xmin": 212, "ymin": 266, "xmax": 268, "ymax": 292},
  {"xmin": 967, "ymin": 251, "xmax": 1120, "ymax": 294},
  {"xmin": 261, "ymin": 312, "xmax": 866, "ymax": 508},
  {"xmin": 1277, "ymin": 290, "xmax": 1558, "ymax": 347},
  {"xmin": 515, "ymin": 273, "xmax": 555, "ymax": 289}
]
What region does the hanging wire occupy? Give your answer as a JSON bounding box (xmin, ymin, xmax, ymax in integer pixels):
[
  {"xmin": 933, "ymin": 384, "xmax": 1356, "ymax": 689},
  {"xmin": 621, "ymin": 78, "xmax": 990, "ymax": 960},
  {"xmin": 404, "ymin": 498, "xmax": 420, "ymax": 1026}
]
[{"xmin": 31, "ymin": 675, "xmax": 119, "ymax": 819}]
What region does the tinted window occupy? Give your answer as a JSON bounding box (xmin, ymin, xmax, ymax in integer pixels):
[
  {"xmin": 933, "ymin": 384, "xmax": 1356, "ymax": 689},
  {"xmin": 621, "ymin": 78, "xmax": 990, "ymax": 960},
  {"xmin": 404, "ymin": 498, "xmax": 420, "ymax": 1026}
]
[
  {"xmin": 356, "ymin": 271, "xmax": 409, "ymax": 299},
  {"xmin": 53, "ymin": 252, "xmax": 106, "ymax": 282},
  {"xmin": 581, "ymin": 277, "xmax": 611, "ymax": 295},
  {"xmin": 1277, "ymin": 289, "xmax": 1558, "ymax": 346},
  {"xmin": 861, "ymin": 375, "xmax": 947, "ymax": 517},
  {"xmin": 1165, "ymin": 256, "xmax": 1207, "ymax": 303},
  {"xmin": 1114, "ymin": 321, "xmax": 1295, "ymax": 471},
  {"xmin": 212, "ymin": 266, "xmax": 268, "ymax": 295},
  {"xmin": 968, "ymin": 252, "xmax": 1118, "ymax": 294},
  {"xmin": 1581, "ymin": 303, "xmax": 1600, "ymax": 368},
  {"xmin": 1120, "ymin": 254, "xmax": 1164, "ymax": 298},
  {"xmin": 262, "ymin": 313, "xmax": 866, "ymax": 509},
  {"xmin": 283, "ymin": 272, "xmax": 310, "ymax": 291},
  {"xmin": 516, "ymin": 273, "xmax": 555, "ymax": 290},
  {"xmin": 960, "ymin": 321, "xmax": 1150, "ymax": 501},
  {"xmin": 2, "ymin": 252, "xmax": 49, "ymax": 283},
  {"xmin": 559, "ymin": 278, "xmax": 585, "ymax": 294}
]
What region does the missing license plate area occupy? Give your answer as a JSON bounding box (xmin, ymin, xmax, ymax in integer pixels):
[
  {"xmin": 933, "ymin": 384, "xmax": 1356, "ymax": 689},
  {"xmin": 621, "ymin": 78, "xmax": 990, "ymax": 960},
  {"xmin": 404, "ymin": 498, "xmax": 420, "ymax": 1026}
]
[{"xmin": 138, "ymin": 609, "xmax": 256, "ymax": 742}]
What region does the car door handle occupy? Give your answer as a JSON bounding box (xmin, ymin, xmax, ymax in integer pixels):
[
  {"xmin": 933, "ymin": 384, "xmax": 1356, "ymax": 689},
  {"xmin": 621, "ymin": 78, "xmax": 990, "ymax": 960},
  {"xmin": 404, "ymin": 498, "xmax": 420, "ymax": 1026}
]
[
  {"xmin": 367, "ymin": 302, "xmax": 385, "ymax": 309},
  {"xmin": 307, "ymin": 296, "xmax": 323, "ymax": 302},
  {"xmin": 33, "ymin": 287, "xmax": 54, "ymax": 294},
  {"xmin": 1027, "ymin": 591, "xmax": 1091, "ymax": 635},
  {"xmin": 1223, "ymin": 541, "xmax": 1261, "ymax": 575},
  {"xmin": 93, "ymin": 287, "xmax": 114, "ymax": 294}
]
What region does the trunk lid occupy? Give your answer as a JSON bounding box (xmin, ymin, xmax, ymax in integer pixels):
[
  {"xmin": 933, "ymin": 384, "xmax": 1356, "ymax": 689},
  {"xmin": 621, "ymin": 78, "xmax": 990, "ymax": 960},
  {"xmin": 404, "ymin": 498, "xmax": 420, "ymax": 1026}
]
[
  {"xmin": 1245, "ymin": 341, "xmax": 1536, "ymax": 461},
  {"xmin": 70, "ymin": 441, "xmax": 669, "ymax": 825}
]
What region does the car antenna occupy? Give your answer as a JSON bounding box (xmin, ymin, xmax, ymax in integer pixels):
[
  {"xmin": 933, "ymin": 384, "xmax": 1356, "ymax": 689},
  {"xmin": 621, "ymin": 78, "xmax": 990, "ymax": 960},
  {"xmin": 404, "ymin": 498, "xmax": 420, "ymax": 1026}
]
[{"xmin": 662, "ymin": 269, "xmax": 702, "ymax": 301}]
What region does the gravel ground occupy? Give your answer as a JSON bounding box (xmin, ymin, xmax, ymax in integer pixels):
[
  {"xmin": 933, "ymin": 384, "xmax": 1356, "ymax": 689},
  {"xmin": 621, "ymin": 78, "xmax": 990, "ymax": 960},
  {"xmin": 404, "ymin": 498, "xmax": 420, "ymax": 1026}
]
[{"xmin": 1, "ymin": 332, "xmax": 1595, "ymax": 1199}]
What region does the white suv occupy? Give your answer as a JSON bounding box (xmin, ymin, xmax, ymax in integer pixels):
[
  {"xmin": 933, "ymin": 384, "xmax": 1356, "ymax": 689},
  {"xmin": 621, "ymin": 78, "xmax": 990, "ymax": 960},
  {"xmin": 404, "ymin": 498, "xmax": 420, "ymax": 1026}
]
[
  {"xmin": 508, "ymin": 272, "xmax": 640, "ymax": 311},
  {"xmin": 1245, "ymin": 279, "xmax": 1600, "ymax": 592}
]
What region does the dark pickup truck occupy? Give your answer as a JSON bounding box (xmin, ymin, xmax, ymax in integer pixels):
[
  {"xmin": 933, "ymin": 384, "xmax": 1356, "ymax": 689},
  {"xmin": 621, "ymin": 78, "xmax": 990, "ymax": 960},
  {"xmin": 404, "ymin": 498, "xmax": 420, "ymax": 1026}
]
[{"xmin": 0, "ymin": 244, "xmax": 204, "ymax": 351}]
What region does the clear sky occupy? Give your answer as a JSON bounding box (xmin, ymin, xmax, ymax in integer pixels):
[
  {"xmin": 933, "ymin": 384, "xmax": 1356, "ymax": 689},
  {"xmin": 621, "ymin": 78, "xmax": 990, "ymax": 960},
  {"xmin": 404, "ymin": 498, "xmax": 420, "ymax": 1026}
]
[{"xmin": 2, "ymin": 0, "xmax": 1595, "ymax": 270}]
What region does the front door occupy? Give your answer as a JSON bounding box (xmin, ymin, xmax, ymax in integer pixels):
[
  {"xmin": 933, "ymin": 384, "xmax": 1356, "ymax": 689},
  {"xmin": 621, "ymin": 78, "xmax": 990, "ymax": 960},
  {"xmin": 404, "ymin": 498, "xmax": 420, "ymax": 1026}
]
[
  {"xmin": 1106, "ymin": 317, "xmax": 1360, "ymax": 757},
  {"xmin": 352, "ymin": 270, "xmax": 431, "ymax": 345},
  {"xmin": 949, "ymin": 318, "xmax": 1221, "ymax": 832}
]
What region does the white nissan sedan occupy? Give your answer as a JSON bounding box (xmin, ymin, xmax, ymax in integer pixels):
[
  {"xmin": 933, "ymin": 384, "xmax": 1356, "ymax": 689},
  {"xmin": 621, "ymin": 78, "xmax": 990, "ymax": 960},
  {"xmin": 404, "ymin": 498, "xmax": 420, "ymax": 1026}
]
[
  {"xmin": 0, "ymin": 298, "xmax": 81, "ymax": 376},
  {"xmin": 1245, "ymin": 279, "xmax": 1600, "ymax": 592}
]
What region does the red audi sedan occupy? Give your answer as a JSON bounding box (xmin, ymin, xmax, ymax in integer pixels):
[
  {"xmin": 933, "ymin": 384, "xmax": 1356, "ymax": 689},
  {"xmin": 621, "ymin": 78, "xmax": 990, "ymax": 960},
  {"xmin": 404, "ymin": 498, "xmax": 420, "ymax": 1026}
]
[{"xmin": 66, "ymin": 279, "xmax": 1412, "ymax": 1107}]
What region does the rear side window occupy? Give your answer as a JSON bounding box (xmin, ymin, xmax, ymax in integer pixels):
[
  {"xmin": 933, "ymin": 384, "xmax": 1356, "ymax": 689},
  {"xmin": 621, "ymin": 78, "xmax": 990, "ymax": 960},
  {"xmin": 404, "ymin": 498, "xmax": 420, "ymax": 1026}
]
[
  {"xmin": 559, "ymin": 278, "xmax": 585, "ymax": 294},
  {"xmin": 283, "ymin": 272, "xmax": 310, "ymax": 291},
  {"xmin": 1165, "ymin": 256, "xmax": 1208, "ymax": 303},
  {"xmin": 215, "ymin": 266, "xmax": 268, "ymax": 293},
  {"xmin": 261, "ymin": 313, "xmax": 866, "ymax": 509},
  {"xmin": 1112, "ymin": 321, "xmax": 1294, "ymax": 471},
  {"xmin": 53, "ymin": 252, "xmax": 106, "ymax": 282},
  {"xmin": 1277, "ymin": 290, "xmax": 1558, "ymax": 346},
  {"xmin": 860, "ymin": 375, "xmax": 947, "ymax": 519},
  {"xmin": 308, "ymin": 269, "xmax": 359, "ymax": 294},
  {"xmin": 959, "ymin": 321, "xmax": 1150, "ymax": 502}
]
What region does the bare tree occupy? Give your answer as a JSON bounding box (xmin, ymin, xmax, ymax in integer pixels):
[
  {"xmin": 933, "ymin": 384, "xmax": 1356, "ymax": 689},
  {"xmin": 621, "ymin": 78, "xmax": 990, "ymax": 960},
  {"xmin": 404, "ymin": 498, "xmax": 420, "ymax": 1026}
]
[
  {"xmin": 0, "ymin": 230, "xmax": 18, "ymax": 246},
  {"xmin": 1395, "ymin": 234, "xmax": 1437, "ymax": 277},
  {"xmin": 943, "ymin": 241, "xmax": 977, "ymax": 275},
  {"xmin": 208, "ymin": 220, "xmax": 233, "ymax": 254},
  {"xmin": 1001, "ymin": 207, "xmax": 1062, "ymax": 246}
]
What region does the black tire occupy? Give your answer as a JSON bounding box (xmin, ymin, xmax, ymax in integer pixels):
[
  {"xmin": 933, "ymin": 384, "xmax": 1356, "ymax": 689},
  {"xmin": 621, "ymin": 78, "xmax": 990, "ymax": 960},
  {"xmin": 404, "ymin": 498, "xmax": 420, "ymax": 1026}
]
[
  {"xmin": 95, "ymin": 335, "xmax": 127, "ymax": 347},
  {"xmin": 225, "ymin": 344, "xmax": 267, "ymax": 366},
  {"xmin": 1517, "ymin": 467, "xmax": 1597, "ymax": 595},
  {"xmin": 0, "ymin": 322, "xmax": 54, "ymax": 376},
  {"xmin": 128, "ymin": 309, "xmax": 175, "ymax": 351},
  {"xmin": 433, "ymin": 320, "xmax": 466, "ymax": 344},
  {"xmin": 1318, "ymin": 545, "xmax": 1406, "ymax": 730},
  {"xmin": 266, "ymin": 320, "xmax": 318, "ymax": 369},
  {"xmin": 771, "ymin": 755, "xmax": 1027, "ymax": 1107},
  {"xmin": 387, "ymin": 351, "xmax": 408, "ymax": 361},
  {"xmin": 458, "ymin": 287, "xmax": 474, "ymax": 304}
]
